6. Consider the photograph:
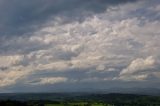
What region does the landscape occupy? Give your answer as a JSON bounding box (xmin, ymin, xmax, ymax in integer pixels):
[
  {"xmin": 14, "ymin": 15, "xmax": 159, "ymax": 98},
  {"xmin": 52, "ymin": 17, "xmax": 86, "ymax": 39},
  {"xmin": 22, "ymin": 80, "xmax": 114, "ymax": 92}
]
[
  {"xmin": 0, "ymin": 92, "xmax": 160, "ymax": 106},
  {"xmin": 0, "ymin": 0, "xmax": 160, "ymax": 106}
]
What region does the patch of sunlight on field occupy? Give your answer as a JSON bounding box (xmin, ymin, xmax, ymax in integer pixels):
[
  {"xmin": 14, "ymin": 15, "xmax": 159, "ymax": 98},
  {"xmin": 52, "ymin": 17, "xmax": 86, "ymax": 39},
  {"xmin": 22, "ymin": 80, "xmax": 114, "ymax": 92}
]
[
  {"xmin": 68, "ymin": 102, "xmax": 87, "ymax": 106},
  {"xmin": 92, "ymin": 103, "xmax": 106, "ymax": 106},
  {"xmin": 45, "ymin": 104, "xmax": 63, "ymax": 106}
]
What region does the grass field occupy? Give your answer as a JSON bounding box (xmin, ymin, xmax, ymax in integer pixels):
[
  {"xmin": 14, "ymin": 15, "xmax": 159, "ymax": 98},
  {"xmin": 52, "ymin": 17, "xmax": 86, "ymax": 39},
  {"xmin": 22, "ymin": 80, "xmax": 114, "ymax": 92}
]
[
  {"xmin": 45, "ymin": 102, "xmax": 109, "ymax": 106},
  {"xmin": 45, "ymin": 104, "xmax": 63, "ymax": 106},
  {"xmin": 92, "ymin": 103, "xmax": 105, "ymax": 106}
]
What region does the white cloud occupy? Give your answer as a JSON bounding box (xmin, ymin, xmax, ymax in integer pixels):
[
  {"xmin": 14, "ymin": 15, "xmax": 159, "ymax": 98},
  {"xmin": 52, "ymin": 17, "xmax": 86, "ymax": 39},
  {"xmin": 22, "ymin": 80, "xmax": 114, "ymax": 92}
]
[
  {"xmin": 120, "ymin": 56, "xmax": 156, "ymax": 75},
  {"xmin": 0, "ymin": 55, "xmax": 23, "ymax": 67},
  {"xmin": 0, "ymin": 66, "xmax": 30, "ymax": 87},
  {"xmin": 118, "ymin": 56, "xmax": 160, "ymax": 81},
  {"xmin": 96, "ymin": 64, "xmax": 106, "ymax": 71},
  {"xmin": 31, "ymin": 77, "xmax": 68, "ymax": 85},
  {"xmin": 36, "ymin": 61, "xmax": 71, "ymax": 71},
  {"xmin": 118, "ymin": 74, "xmax": 148, "ymax": 81}
]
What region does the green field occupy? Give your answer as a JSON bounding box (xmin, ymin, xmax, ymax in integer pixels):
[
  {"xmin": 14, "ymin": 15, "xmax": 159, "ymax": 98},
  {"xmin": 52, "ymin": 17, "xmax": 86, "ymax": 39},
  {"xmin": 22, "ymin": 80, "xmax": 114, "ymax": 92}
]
[
  {"xmin": 45, "ymin": 104, "xmax": 63, "ymax": 106},
  {"xmin": 92, "ymin": 103, "xmax": 105, "ymax": 106},
  {"xmin": 45, "ymin": 102, "xmax": 111, "ymax": 106}
]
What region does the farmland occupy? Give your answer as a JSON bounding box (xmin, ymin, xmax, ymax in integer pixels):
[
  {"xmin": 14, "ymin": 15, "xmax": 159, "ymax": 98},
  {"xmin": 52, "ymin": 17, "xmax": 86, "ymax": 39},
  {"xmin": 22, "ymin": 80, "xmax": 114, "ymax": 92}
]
[{"xmin": 0, "ymin": 93, "xmax": 160, "ymax": 106}]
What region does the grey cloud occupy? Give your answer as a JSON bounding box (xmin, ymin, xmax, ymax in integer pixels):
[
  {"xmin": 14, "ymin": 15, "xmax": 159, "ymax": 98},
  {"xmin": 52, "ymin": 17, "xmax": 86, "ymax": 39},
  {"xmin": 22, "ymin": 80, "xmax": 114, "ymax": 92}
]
[
  {"xmin": 0, "ymin": 0, "xmax": 160, "ymax": 92},
  {"xmin": 0, "ymin": 0, "xmax": 138, "ymax": 37}
]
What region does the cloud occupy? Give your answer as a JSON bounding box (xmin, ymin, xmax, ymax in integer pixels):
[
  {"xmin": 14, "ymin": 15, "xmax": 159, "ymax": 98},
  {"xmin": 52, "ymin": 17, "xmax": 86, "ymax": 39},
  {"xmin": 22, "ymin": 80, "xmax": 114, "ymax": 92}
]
[
  {"xmin": 119, "ymin": 56, "xmax": 160, "ymax": 81},
  {"xmin": 30, "ymin": 77, "xmax": 68, "ymax": 85},
  {"xmin": 0, "ymin": 0, "xmax": 160, "ymax": 92},
  {"xmin": 0, "ymin": 0, "xmax": 137, "ymax": 36},
  {"xmin": 0, "ymin": 66, "xmax": 30, "ymax": 87},
  {"xmin": 120, "ymin": 56, "xmax": 157, "ymax": 75},
  {"xmin": 0, "ymin": 55, "xmax": 23, "ymax": 67}
]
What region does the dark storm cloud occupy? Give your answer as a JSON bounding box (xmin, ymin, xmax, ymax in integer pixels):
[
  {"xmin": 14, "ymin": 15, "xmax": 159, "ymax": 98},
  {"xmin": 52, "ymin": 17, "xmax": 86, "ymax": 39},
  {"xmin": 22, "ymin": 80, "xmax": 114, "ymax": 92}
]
[{"xmin": 0, "ymin": 0, "xmax": 137, "ymax": 37}]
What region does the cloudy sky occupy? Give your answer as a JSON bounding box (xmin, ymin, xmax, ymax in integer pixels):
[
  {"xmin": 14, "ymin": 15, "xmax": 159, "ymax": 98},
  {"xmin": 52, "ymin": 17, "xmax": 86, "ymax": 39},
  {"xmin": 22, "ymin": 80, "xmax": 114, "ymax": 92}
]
[{"xmin": 0, "ymin": 0, "xmax": 160, "ymax": 92}]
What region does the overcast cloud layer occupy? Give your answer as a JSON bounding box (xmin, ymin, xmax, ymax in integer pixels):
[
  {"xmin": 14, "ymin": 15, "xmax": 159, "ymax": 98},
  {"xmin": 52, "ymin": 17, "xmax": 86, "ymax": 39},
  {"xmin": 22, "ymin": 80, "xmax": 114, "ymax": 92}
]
[{"xmin": 0, "ymin": 0, "xmax": 160, "ymax": 92}]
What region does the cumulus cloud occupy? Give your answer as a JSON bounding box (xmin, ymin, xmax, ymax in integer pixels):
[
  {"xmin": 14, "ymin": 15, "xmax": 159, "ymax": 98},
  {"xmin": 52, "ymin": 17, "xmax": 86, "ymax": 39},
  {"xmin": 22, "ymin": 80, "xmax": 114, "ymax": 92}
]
[
  {"xmin": 118, "ymin": 56, "xmax": 160, "ymax": 81},
  {"xmin": 120, "ymin": 56, "xmax": 157, "ymax": 75},
  {"xmin": 0, "ymin": 0, "xmax": 160, "ymax": 92}
]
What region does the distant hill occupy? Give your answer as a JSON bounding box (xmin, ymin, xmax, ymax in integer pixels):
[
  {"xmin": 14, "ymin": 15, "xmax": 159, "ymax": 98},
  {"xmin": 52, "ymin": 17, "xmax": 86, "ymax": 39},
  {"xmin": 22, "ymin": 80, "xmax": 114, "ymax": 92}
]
[{"xmin": 0, "ymin": 92, "xmax": 160, "ymax": 101}]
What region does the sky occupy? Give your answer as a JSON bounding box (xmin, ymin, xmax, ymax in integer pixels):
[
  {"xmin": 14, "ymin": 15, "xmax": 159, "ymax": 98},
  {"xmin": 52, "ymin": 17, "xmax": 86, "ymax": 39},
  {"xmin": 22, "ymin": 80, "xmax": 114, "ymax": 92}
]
[{"xmin": 0, "ymin": 0, "xmax": 160, "ymax": 93}]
